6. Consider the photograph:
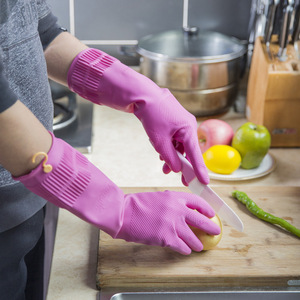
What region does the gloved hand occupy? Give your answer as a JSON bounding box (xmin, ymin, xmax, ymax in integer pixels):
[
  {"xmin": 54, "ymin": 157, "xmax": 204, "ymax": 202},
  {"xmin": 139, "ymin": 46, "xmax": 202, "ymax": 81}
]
[
  {"xmin": 13, "ymin": 132, "xmax": 220, "ymax": 255},
  {"xmin": 67, "ymin": 48, "xmax": 209, "ymax": 185}
]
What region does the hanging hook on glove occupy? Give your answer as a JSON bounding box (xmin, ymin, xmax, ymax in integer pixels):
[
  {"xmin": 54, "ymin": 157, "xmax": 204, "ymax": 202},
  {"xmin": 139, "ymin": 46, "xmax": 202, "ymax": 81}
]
[{"xmin": 32, "ymin": 152, "xmax": 53, "ymax": 173}]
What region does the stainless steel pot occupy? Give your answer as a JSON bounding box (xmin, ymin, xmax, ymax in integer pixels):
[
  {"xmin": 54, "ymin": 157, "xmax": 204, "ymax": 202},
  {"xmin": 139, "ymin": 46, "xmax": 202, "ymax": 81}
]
[{"xmin": 136, "ymin": 28, "xmax": 247, "ymax": 117}]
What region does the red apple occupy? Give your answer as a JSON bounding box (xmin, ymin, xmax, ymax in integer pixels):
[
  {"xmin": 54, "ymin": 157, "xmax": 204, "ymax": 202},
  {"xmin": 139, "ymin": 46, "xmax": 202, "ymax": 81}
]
[{"xmin": 197, "ymin": 119, "xmax": 234, "ymax": 152}]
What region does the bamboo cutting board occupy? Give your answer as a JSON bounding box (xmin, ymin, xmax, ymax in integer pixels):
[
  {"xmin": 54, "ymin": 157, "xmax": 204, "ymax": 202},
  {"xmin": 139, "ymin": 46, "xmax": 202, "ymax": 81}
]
[{"xmin": 97, "ymin": 186, "xmax": 300, "ymax": 289}]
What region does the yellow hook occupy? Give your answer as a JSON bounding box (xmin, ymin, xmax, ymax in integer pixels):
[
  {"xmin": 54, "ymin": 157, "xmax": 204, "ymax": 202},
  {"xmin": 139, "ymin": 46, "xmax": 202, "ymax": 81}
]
[{"xmin": 32, "ymin": 152, "xmax": 53, "ymax": 173}]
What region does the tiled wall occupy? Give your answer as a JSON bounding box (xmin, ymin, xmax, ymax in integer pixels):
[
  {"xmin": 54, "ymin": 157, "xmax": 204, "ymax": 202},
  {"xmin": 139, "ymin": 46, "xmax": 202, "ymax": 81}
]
[{"xmin": 47, "ymin": 0, "xmax": 252, "ymax": 65}]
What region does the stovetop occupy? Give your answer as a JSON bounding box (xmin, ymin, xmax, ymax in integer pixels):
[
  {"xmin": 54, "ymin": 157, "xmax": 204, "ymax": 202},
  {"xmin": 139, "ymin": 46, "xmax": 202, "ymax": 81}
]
[{"xmin": 53, "ymin": 97, "xmax": 93, "ymax": 154}]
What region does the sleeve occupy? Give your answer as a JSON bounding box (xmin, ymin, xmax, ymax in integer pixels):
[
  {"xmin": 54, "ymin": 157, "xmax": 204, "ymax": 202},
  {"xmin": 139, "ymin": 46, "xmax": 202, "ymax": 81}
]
[
  {"xmin": 0, "ymin": 54, "xmax": 18, "ymax": 113},
  {"xmin": 38, "ymin": 11, "xmax": 67, "ymax": 50}
]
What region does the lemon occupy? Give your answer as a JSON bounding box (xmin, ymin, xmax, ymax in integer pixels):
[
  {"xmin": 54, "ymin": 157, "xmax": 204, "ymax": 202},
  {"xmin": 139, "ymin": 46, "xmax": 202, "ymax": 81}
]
[{"xmin": 203, "ymin": 145, "xmax": 241, "ymax": 175}]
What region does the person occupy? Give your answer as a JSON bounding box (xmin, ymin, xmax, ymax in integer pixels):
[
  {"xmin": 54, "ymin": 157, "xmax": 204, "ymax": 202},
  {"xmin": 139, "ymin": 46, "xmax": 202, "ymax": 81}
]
[{"xmin": 0, "ymin": 1, "xmax": 221, "ymax": 299}]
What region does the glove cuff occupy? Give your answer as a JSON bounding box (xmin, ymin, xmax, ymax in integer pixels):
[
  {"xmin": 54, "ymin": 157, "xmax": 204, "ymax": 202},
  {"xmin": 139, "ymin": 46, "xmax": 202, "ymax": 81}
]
[
  {"xmin": 67, "ymin": 48, "xmax": 117, "ymax": 104},
  {"xmin": 67, "ymin": 47, "xmax": 150, "ymax": 113},
  {"xmin": 13, "ymin": 132, "xmax": 125, "ymax": 237},
  {"xmin": 13, "ymin": 131, "xmax": 90, "ymax": 208}
]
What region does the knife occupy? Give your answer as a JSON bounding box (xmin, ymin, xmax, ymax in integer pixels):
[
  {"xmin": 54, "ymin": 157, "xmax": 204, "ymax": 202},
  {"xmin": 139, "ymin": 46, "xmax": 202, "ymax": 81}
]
[
  {"xmin": 177, "ymin": 152, "xmax": 244, "ymax": 232},
  {"xmin": 292, "ymin": 0, "xmax": 300, "ymax": 57},
  {"xmin": 278, "ymin": 0, "xmax": 294, "ymax": 59},
  {"xmin": 264, "ymin": 0, "xmax": 280, "ymax": 57}
]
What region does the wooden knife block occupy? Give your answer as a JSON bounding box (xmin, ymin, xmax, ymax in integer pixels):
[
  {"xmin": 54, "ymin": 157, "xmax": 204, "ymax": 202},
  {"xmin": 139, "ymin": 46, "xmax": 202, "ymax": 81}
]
[{"xmin": 246, "ymin": 37, "xmax": 300, "ymax": 147}]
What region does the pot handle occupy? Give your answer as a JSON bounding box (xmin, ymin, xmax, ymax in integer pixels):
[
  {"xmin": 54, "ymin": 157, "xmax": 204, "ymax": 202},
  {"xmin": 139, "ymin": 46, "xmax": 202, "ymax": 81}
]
[
  {"xmin": 119, "ymin": 45, "xmax": 140, "ymax": 58},
  {"xmin": 238, "ymin": 39, "xmax": 249, "ymax": 78}
]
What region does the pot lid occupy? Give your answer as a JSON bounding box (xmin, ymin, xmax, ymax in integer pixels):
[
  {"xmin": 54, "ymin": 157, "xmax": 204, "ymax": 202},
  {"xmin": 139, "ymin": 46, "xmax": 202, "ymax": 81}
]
[{"xmin": 137, "ymin": 28, "xmax": 246, "ymax": 63}]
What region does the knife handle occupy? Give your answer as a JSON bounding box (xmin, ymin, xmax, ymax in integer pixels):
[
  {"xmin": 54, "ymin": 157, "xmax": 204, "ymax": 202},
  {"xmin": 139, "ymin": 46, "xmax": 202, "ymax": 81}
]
[
  {"xmin": 278, "ymin": 0, "xmax": 294, "ymax": 57},
  {"xmin": 176, "ymin": 151, "xmax": 196, "ymax": 184},
  {"xmin": 265, "ymin": 0, "xmax": 280, "ymax": 45}
]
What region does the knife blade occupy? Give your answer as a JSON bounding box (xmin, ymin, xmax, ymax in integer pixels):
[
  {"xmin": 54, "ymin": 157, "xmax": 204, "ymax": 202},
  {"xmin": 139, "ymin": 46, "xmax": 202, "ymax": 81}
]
[{"xmin": 177, "ymin": 152, "xmax": 244, "ymax": 232}]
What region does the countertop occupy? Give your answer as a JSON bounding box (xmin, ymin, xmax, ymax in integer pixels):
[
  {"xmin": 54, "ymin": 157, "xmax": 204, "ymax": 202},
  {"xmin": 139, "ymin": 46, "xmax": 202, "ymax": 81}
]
[{"xmin": 47, "ymin": 102, "xmax": 300, "ymax": 300}]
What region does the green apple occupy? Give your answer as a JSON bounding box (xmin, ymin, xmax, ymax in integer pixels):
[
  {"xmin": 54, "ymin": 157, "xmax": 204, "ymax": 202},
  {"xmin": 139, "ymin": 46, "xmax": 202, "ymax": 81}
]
[{"xmin": 232, "ymin": 122, "xmax": 271, "ymax": 169}]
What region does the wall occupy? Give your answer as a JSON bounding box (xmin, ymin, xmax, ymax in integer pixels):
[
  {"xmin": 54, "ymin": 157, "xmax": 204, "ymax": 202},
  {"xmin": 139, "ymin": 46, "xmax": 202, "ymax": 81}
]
[{"xmin": 47, "ymin": 0, "xmax": 252, "ymax": 65}]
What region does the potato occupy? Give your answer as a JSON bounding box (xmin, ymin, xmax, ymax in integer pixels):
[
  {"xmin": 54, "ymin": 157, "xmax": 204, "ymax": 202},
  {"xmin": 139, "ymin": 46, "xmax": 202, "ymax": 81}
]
[{"xmin": 190, "ymin": 214, "xmax": 223, "ymax": 250}]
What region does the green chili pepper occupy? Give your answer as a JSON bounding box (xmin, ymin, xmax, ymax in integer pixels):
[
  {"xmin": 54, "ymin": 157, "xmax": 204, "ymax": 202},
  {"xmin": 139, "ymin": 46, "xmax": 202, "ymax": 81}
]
[{"xmin": 232, "ymin": 190, "xmax": 300, "ymax": 238}]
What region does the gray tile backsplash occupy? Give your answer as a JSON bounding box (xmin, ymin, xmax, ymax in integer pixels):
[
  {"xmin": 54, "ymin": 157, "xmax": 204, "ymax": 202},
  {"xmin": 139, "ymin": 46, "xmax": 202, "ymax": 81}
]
[
  {"xmin": 47, "ymin": 0, "xmax": 252, "ymax": 65},
  {"xmin": 188, "ymin": 0, "xmax": 251, "ymax": 41},
  {"xmin": 74, "ymin": 0, "xmax": 183, "ymax": 40}
]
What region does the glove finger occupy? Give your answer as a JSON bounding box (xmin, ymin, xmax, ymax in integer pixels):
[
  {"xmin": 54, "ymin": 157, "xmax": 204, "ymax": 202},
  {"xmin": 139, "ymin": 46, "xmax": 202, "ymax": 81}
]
[
  {"xmin": 177, "ymin": 224, "xmax": 203, "ymax": 252},
  {"xmin": 182, "ymin": 192, "xmax": 215, "ymax": 218},
  {"xmin": 181, "ymin": 174, "xmax": 188, "ymax": 186},
  {"xmin": 173, "ymin": 128, "xmax": 209, "ymax": 185},
  {"xmin": 186, "ymin": 209, "xmax": 221, "ymax": 236},
  {"xmin": 166, "ymin": 237, "xmax": 193, "ymax": 255},
  {"xmin": 177, "ymin": 129, "xmax": 209, "ymax": 185},
  {"xmin": 158, "ymin": 140, "xmax": 182, "ymax": 173},
  {"xmin": 186, "ymin": 148, "xmax": 209, "ymax": 185},
  {"xmin": 173, "ymin": 143, "xmax": 189, "ymax": 185},
  {"xmin": 161, "ymin": 142, "xmax": 185, "ymax": 176},
  {"xmin": 162, "ymin": 162, "xmax": 171, "ymax": 174}
]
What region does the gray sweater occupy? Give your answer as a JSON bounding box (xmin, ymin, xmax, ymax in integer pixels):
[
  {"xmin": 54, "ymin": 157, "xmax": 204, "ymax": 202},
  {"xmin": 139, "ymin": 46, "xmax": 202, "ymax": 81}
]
[{"xmin": 0, "ymin": 0, "xmax": 63, "ymax": 231}]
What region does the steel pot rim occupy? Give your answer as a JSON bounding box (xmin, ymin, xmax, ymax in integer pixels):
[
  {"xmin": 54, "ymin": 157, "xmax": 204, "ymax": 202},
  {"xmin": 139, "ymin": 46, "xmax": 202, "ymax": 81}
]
[{"xmin": 136, "ymin": 29, "xmax": 247, "ymax": 64}]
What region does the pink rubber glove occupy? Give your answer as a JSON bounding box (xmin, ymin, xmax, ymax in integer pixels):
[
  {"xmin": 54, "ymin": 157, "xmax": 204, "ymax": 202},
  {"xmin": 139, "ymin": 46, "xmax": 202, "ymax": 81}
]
[
  {"xmin": 13, "ymin": 132, "xmax": 220, "ymax": 255},
  {"xmin": 67, "ymin": 48, "xmax": 209, "ymax": 185}
]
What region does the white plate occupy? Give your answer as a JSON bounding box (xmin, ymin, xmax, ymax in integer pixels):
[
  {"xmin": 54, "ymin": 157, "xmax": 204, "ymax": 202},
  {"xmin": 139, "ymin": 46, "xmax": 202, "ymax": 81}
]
[{"xmin": 208, "ymin": 153, "xmax": 276, "ymax": 181}]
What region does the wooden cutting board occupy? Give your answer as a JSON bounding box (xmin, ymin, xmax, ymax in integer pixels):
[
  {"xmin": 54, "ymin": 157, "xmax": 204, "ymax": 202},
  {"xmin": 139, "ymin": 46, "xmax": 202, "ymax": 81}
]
[{"xmin": 97, "ymin": 186, "xmax": 300, "ymax": 289}]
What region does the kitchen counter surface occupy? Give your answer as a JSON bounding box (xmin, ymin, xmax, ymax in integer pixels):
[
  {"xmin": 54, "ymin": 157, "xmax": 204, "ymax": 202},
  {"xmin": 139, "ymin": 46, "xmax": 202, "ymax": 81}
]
[{"xmin": 47, "ymin": 102, "xmax": 300, "ymax": 300}]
